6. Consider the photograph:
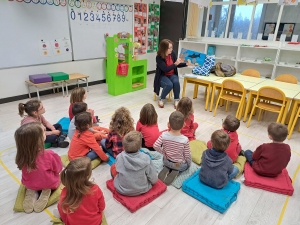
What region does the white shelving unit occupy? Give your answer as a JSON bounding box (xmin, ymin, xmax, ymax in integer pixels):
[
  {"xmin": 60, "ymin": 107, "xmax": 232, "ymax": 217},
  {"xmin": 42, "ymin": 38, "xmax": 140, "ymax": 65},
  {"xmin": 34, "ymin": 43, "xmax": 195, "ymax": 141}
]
[{"xmin": 178, "ymin": 37, "xmax": 300, "ymax": 82}]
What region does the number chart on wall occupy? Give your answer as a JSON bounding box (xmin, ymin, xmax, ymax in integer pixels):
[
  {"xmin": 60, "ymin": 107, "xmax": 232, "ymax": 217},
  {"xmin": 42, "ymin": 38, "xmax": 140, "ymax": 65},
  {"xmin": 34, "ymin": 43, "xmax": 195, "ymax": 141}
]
[{"xmin": 69, "ymin": 1, "xmax": 133, "ymax": 60}]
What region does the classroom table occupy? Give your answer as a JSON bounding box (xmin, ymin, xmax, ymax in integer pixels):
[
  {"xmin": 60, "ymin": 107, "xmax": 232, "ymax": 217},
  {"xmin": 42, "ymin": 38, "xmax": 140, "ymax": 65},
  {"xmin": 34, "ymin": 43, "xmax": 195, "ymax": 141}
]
[
  {"xmin": 182, "ymin": 74, "xmax": 222, "ymax": 110},
  {"xmin": 287, "ymin": 92, "xmax": 300, "ymax": 132},
  {"xmin": 64, "ymin": 73, "xmax": 89, "ymax": 96},
  {"xmin": 243, "ymin": 80, "xmax": 300, "ymax": 124},
  {"xmin": 25, "ymin": 80, "xmax": 65, "ymax": 100}
]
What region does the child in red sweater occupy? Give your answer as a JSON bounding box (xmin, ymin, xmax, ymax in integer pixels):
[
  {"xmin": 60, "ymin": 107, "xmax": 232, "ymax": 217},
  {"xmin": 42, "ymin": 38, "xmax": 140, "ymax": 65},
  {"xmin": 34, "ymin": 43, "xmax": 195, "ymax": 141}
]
[
  {"xmin": 68, "ymin": 112, "xmax": 108, "ymax": 162},
  {"xmin": 207, "ymin": 115, "xmax": 242, "ymax": 162},
  {"xmin": 15, "ymin": 123, "xmax": 62, "ymax": 213},
  {"xmin": 245, "ymin": 122, "xmax": 291, "ymax": 177},
  {"xmin": 58, "ymin": 157, "xmax": 105, "ymax": 225},
  {"xmin": 136, "ymin": 103, "xmax": 160, "ymax": 151},
  {"xmin": 176, "ymin": 97, "xmax": 198, "ymax": 141}
]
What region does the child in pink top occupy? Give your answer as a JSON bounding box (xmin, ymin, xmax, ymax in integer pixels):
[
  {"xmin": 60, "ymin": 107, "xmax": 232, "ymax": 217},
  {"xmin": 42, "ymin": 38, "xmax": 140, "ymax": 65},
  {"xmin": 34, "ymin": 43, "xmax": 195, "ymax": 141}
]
[
  {"xmin": 207, "ymin": 115, "xmax": 242, "ymax": 162},
  {"xmin": 136, "ymin": 103, "xmax": 160, "ymax": 151},
  {"xmin": 15, "ymin": 122, "xmax": 62, "ymax": 213},
  {"xmin": 176, "ymin": 97, "xmax": 198, "ymax": 141}
]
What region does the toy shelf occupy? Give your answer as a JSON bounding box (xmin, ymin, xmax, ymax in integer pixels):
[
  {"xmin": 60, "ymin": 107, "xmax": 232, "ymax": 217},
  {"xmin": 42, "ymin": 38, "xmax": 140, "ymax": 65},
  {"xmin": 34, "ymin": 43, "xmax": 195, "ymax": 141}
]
[{"xmin": 106, "ymin": 34, "xmax": 147, "ymax": 96}]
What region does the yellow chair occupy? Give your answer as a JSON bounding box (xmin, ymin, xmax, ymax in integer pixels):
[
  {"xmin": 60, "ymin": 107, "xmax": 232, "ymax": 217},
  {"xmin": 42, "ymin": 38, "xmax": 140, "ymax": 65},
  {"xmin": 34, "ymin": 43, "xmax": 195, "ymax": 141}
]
[
  {"xmin": 275, "ymin": 74, "xmax": 298, "ymax": 84},
  {"xmin": 213, "ymin": 79, "xmax": 246, "ymax": 120},
  {"xmin": 247, "ymin": 86, "xmax": 286, "ymax": 127},
  {"xmin": 153, "ymin": 90, "xmax": 173, "ymax": 102},
  {"xmin": 241, "ymin": 69, "xmax": 260, "ymax": 78},
  {"xmin": 287, "ymin": 103, "xmax": 300, "ymax": 140}
]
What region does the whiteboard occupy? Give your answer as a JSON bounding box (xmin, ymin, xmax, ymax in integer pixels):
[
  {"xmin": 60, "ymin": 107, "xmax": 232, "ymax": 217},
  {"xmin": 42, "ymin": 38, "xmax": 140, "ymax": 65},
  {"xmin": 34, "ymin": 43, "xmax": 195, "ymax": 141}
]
[
  {"xmin": 68, "ymin": 1, "xmax": 133, "ymax": 60},
  {"xmin": 0, "ymin": 1, "xmax": 72, "ymax": 69}
]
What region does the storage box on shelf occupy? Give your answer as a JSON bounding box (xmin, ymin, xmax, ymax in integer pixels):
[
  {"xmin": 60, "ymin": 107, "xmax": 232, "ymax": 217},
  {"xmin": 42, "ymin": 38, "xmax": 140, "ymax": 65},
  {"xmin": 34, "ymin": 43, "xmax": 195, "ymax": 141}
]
[{"xmin": 178, "ymin": 38, "xmax": 300, "ymax": 81}]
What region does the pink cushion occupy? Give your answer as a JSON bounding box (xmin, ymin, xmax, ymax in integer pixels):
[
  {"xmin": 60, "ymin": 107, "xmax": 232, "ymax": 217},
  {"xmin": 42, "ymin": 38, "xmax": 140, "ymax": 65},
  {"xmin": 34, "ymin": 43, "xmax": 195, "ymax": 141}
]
[
  {"xmin": 244, "ymin": 163, "xmax": 294, "ymax": 196},
  {"xmin": 106, "ymin": 179, "xmax": 167, "ymax": 213}
]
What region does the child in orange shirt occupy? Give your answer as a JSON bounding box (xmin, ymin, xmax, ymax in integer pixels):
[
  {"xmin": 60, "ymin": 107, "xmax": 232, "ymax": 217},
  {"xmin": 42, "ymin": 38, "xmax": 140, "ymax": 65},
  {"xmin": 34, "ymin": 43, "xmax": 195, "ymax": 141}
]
[
  {"xmin": 68, "ymin": 112, "xmax": 108, "ymax": 162},
  {"xmin": 176, "ymin": 97, "xmax": 198, "ymax": 141}
]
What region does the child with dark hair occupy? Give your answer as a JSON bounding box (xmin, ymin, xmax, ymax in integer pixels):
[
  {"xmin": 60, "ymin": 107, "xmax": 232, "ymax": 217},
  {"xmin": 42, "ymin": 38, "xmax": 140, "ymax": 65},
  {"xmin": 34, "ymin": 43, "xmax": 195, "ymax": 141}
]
[
  {"xmin": 207, "ymin": 115, "xmax": 242, "ymax": 162},
  {"xmin": 154, "ymin": 111, "xmax": 191, "ymax": 185},
  {"xmin": 68, "ymin": 112, "xmax": 108, "ymax": 162},
  {"xmin": 244, "ymin": 122, "xmax": 291, "ymax": 177},
  {"xmin": 136, "ymin": 103, "xmax": 160, "ymax": 151},
  {"xmin": 19, "ymin": 99, "xmax": 68, "ymax": 148},
  {"xmin": 200, "ymin": 130, "xmax": 239, "ymax": 189},
  {"xmin": 68, "ymin": 102, "xmax": 109, "ymax": 141},
  {"xmin": 176, "ymin": 97, "xmax": 198, "ymax": 141},
  {"xmin": 58, "ymin": 157, "xmax": 105, "ymax": 225},
  {"xmin": 113, "ymin": 131, "xmax": 158, "ymax": 196},
  {"xmin": 15, "ymin": 123, "xmax": 62, "ymax": 213}
]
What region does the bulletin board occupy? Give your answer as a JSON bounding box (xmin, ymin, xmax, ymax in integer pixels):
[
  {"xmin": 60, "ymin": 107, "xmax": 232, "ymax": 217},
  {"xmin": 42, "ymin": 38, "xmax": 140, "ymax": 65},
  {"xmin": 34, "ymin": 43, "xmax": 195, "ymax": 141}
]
[
  {"xmin": 147, "ymin": 3, "xmax": 160, "ymax": 53},
  {"xmin": 134, "ymin": 2, "xmax": 148, "ymax": 55}
]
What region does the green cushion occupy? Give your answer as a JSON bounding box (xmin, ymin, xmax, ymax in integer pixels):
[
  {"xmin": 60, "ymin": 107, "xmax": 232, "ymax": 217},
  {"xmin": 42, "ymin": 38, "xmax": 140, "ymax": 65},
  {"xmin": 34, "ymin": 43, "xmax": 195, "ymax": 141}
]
[
  {"xmin": 190, "ymin": 140, "xmax": 207, "ymax": 165},
  {"xmin": 60, "ymin": 155, "xmax": 101, "ymax": 169},
  {"xmin": 44, "ymin": 143, "xmax": 52, "ymax": 149},
  {"xmin": 233, "ymin": 156, "xmax": 246, "ymax": 178},
  {"xmin": 48, "ymin": 72, "xmax": 69, "ymax": 81},
  {"xmin": 13, "ymin": 183, "xmax": 64, "ymax": 212},
  {"xmin": 51, "ymin": 213, "xmax": 108, "ymax": 225}
]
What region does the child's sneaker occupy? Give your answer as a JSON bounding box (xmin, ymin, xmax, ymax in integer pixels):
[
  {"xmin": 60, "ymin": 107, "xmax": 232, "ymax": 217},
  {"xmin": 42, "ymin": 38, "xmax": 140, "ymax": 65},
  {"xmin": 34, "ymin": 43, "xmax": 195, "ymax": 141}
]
[
  {"xmin": 58, "ymin": 135, "xmax": 69, "ymax": 148},
  {"xmin": 158, "ymin": 166, "xmax": 170, "ymax": 181},
  {"xmin": 23, "ymin": 189, "xmax": 38, "ymax": 213},
  {"xmin": 174, "ymin": 100, "xmax": 179, "ymax": 109},
  {"xmin": 158, "ymin": 99, "xmax": 164, "ymax": 108},
  {"xmin": 33, "ymin": 189, "xmax": 51, "ymax": 213},
  {"xmin": 164, "ymin": 170, "xmax": 179, "ymax": 185},
  {"xmin": 239, "ymin": 150, "xmax": 245, "ymax": 156}
]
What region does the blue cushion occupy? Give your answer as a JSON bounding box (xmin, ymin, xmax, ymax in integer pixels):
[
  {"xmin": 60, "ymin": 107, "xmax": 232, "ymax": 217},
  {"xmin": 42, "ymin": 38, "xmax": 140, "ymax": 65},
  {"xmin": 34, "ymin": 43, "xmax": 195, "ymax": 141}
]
[
  {"xmin": 182, "ymin": 169, "xmax": 240, "ymax": 213},
  {"xmin": 57, "ymin": 117, "xmax": 70, "ymax": 134},
  {"xmin": 192, "ymin": 55, "xmax": 215, "ymax": 76}
]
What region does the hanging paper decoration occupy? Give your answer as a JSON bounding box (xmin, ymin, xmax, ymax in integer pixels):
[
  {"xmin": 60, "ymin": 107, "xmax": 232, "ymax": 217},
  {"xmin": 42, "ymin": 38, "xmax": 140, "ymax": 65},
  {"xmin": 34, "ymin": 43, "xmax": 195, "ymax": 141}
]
[
  {"xmin": 134, "ymin": 2, "xmax": 148, "ymax": 55},
  {"xmin": 278, "ymin": 0, "xmax": 298, "ymax": 5},
  {"xmin": 190, "ymin": 0, "xmax": 210, "ymax": 8},
  {"xmin": 147, "ymin": 3, "xmax": 160, "ymax": 52}
]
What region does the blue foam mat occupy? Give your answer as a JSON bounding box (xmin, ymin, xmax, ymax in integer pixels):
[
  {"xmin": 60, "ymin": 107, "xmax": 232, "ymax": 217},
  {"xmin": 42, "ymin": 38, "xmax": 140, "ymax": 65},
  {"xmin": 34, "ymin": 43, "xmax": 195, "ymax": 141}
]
[
  {"xmin": 182, "ymin": 169, "xmax": 240, "ymax": 213},
  {"xmin": 57, "ymin": 117, "xmax": 70, "ymax": 134}
]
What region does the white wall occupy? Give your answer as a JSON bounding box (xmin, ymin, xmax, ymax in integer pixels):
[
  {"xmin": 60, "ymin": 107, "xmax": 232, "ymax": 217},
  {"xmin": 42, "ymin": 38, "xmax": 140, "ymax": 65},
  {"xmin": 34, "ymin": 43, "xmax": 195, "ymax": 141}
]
[{"xmin": 0, "ymin": 0, "xmax": 158, "ymax": 100}]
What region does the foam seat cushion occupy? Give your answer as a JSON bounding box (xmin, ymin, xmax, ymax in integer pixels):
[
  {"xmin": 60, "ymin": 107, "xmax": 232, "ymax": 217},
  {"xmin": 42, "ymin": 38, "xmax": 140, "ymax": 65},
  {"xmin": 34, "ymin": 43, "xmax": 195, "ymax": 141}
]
[
  {"xmin": 51, "ymin": 213, "xmax": 108, "ymax": 225},
  {"xmin": 14, "ymin": 183, "xmax": 64, "ymax": 212},
  {"xmin": 106, "ymin": 179, "xmax": 167, "ymax": 213},
  {"xmin": 60, "ymin": 155, "xmax": 101, "ymax": 169},
  {"xmin": 29, "ymin": 74, "xmax": 52, "ymax": 84},
  {"xmin": 189, "ymin": 140, "xmax": 207, "ymax": 164},
  {"xmin": 48, "ymin": 72, "xmax": 69, "ymax": 81},
  {"xmin": 44, "ymin": 142, "xmax": 52, "ymax": 149},
  {"xmin": 56, "ymin": 117, "xmax": 70, "ymax": 134},
  {"xmin": 244, "ymin": 163, "xmax": 294, "ymax": 196},
  {"xmin": 182, "ymin": 169, "xmax": 240, "ymax": 213}
]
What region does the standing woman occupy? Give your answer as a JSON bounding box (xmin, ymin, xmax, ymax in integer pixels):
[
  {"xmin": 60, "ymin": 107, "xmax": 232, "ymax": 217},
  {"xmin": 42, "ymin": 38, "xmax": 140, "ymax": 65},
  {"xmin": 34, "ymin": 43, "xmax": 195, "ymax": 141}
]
[{"xmin": 154, "ymin": 39, "xmax": 189, "ymax": 108}]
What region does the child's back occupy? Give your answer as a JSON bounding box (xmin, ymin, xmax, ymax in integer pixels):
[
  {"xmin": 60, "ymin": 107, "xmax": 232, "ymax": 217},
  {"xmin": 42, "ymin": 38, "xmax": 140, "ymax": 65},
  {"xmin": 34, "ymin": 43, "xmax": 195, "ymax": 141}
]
[{"xmin": 252, "ymin": 143, "xmax": 290, "ymax": 177}]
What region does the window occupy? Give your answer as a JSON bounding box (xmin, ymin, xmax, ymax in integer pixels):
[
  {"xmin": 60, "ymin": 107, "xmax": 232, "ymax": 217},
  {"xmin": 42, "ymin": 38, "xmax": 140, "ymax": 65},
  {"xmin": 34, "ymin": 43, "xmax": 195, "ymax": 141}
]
[
  {"xmin": 279, "ymin": 4, "xmax": 300, "ymax": 42},
  {"xmin": 208, "ymin": 5, "xmax": 229, "ymax": 38}
]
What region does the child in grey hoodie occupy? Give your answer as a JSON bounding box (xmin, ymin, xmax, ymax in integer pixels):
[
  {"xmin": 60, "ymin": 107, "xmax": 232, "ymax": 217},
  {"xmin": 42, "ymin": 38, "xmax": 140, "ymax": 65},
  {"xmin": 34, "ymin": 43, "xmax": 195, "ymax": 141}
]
[{"xmin": 113, "ymin": 131, "xmax": 158, "ymax": 196}]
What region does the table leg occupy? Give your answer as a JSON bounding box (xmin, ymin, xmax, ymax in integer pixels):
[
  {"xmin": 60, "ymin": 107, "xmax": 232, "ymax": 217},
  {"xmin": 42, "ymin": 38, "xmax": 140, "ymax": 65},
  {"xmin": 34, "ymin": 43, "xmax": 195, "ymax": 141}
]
[
  {"xmin": 36, "ymin": 87, "xmax": 40, "ymax": 100},
  {"xmin": 66, "ymin": 82, "xmax": 69, "ymax": 97},
  {"xmin": 182, "ymin": 78, "xmax": 187, "ymax": 98},
  {"xmin": 243, "ymin": 92, "xmax": 253, "ymax": 122},
  {"xmin": 210, "ymin": 84, "xmax": 216, "ymax": 112},
  {"xmin": 193, "ymin": 84, "xmax": 198, "ymax": 99},
  {"xmin": 27, "ymin": 83, "xmax": 31, "ymax": 99},
  {"xmin": 86, "ymin": 78, "xmax": 89, "ymax": 92},
  {"xmin": 281, "ymin": 99, "xmax": 291, "ymax": 124},
  {"xmin": 287, "ymin": 100, "xmax": 298, "ymax": 131},
  {"xmin": 61, "ymin": 82, "xmax": 65, "ymax": 97},
  {"xmin": 205, "ymin": 84, "xmax": 211, "ymax": 111}
]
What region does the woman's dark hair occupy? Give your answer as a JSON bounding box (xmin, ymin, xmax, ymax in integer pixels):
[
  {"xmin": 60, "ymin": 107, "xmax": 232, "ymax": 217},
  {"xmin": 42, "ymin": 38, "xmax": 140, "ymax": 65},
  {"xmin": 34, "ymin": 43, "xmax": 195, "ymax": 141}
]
[{"xmin": 157, "ymin": 39, "xmax": 173, "ymax": 59}]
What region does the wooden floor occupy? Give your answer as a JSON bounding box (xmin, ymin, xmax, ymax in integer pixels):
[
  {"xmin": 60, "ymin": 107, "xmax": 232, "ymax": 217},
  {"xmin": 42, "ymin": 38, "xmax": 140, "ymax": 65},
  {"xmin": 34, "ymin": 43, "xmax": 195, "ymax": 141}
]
[{"xmin": 0, "ymin": 74, "xmax": 299, "ymax": 225}]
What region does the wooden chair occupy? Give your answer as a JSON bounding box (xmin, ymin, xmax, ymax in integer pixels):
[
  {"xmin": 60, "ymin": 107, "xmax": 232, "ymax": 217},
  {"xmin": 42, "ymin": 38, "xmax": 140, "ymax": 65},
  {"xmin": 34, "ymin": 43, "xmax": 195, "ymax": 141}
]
[
  {"xmin": 153, "ymin": 90, "xmax": 173, "ymax": 102},
  {"xmin": 287, "ymin": 103, "xmax": 300, "ymax": 140},
  {"xmin": 213, "ymin": 79, "xmax": 246, "ymax": 120},
  {"xmin": 247, "ymin": 86, "xmax": 286, "ymax": 127},
  {"xmin": 275, "ymin": 74, "xmax": 298, "ymax": 84},
  {"xmin": 241, "ymin": 69, "xmax": 260, "ymax": 78}
]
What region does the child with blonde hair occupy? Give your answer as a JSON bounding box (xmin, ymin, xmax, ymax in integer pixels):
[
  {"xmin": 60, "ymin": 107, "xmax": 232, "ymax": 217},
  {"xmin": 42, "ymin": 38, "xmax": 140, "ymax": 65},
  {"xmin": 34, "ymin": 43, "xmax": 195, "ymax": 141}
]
[
  {"xmin": 68, "ymin": 112, "xmax": 108, "ymax": 162},
  {"xmin": 15, "ymin": 123, "xmax": 62, "ymax": 213},
  {"xmin": 58, "ymin": 157, "xmax": 105, "ymax": 225},
  {"xmin": 136, "ymin": 103, "xmax": 160, "ymax": 151},
  {"xmin": 176, "ymin": 97, "xmax": 198, "ymax": 141},
  {"xmin": 19, "ymin": 99, "xmax": 68, "ymax": 148},
  {"xmin": 101, "ymin": 107, "xmax": 134, "ymax": 158},
  {"xmin": 69, "ymin": 87, "xmax": 98, "ymax": 123}
]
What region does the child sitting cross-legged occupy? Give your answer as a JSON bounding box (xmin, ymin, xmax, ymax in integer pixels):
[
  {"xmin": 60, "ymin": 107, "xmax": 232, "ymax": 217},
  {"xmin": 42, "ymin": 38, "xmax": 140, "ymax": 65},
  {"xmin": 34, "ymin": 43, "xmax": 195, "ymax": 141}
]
[
  {"xmin": 68, "ymin": 102, "xmax": 109, "ymax": 141},
  {"xmin": 244, "ymin": 122, "xmax": 291, "ymax": 177},
  {"xmin": 112, "ymin": 131, "xmax": 158, "ymax": 196},
  {"xmin": 68, "ymin": 112, "xmax": 108, "ymax": 162},
  {"xmin": 15, "ymin": 122, "xmax": 62, "ymax": 213},
  {"xmin": 207, "ymin": 115, "xmax": 242, "ymax": 163},
  {"xmin": 58, "ymin": 157, "xmax": 105, "ymax": 225},
  {"xmin": 200, "ymin": 130, "xmax": 239, "ymax": 189},
  {"xmin": 154, "ymin": 111, "xmax": 191, "ymax": 185}
]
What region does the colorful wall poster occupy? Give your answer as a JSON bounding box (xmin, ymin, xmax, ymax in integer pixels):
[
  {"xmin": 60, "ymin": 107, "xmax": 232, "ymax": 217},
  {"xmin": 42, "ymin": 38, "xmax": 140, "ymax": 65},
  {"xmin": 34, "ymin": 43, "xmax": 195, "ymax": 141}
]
[
  {"xmin": 147, "ymin": 3, "xmax": 160, "ymax": 53},
  {"xmin": 38, "ymin": 40, "xmax": 52, "ymax": 56},
  {"xmin": 134, "ymin": 2, "xmax": 148, "ymax": 55}
]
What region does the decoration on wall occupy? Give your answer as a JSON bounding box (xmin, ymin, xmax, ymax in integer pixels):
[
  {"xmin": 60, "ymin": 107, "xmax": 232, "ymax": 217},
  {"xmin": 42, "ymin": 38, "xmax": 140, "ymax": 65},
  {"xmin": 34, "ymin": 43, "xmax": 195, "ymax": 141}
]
[
  {"xmin": 190, "ymin": 0, "xmax": 210, "ymax": 8},
  {"xmin": 7, "ymin": 0, "xmax": 67, "ymax": 6},
  {"xmin": 134, "ymin": 2, "xmax": 148, "ymax": 55},
  {"xmin": 39, "ymin": 40, "xmax": 52, "ymax": 56},
  {"xmin": 278, "ymin": 0, "xmax": 298, "ymax": 5},
  {"xmin": 68, "ymin": 0, "xmax": 134, "ymax": 10},
  {"xmin": 237, "ymin": 0, "xmax": 256, "ymax": 5},
  {"xmin": 147, "ymin": 3, "xmax": 160, "ymax": 53}
]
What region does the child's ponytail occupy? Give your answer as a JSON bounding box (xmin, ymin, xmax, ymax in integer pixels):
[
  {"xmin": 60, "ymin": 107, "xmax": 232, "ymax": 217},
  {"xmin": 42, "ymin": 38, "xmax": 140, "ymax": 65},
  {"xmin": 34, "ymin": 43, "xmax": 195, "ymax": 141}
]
[
  {"xmin": 18, "ymin": 100, "xmax": 41, "ymax": 117},
  {"xmin": 18, "ymin": 103, "xmax": 26, "ymax": 117}
]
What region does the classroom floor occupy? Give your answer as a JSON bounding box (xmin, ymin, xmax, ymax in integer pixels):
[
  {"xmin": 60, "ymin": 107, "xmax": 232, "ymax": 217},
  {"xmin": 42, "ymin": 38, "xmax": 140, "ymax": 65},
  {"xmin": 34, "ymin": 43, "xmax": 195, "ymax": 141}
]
[{"xmin": 0, "ymin": 74, "xmax": 299, "ymax": 225}]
